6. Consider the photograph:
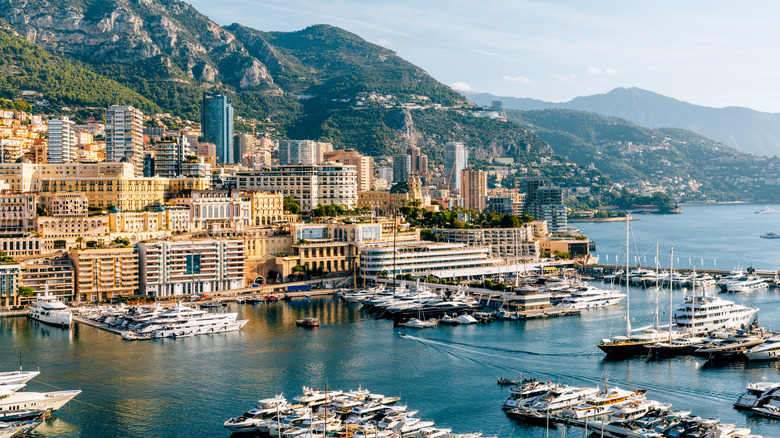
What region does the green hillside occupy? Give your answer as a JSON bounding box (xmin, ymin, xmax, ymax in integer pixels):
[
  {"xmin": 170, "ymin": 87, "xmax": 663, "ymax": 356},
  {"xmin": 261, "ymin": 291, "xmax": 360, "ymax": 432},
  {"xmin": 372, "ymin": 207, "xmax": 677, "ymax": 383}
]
[{"xmin": 0, "ymin": 23, "xmax": 159, "ymax": 113}]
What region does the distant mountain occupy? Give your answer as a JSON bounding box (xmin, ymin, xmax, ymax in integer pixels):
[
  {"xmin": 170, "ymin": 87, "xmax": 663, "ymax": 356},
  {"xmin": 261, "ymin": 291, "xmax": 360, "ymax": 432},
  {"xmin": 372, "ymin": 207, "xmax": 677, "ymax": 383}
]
[
  {"xmin": 507, "ymin": 109, "xmax": 780, "ymax": 202},
  {"xmin": 468, "ymin": 88, "xmax": 780, "ymax": 157}
]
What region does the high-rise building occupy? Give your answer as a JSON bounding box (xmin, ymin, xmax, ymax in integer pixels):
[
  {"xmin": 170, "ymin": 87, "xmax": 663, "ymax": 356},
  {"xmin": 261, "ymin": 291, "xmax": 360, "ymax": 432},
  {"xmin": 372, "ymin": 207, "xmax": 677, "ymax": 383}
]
[
  {"xmin": 279, "ymin": 140, "xmax": 333, "ymax": 165},
  {"xmin": 234, "ymin": 133, "xmax": 256, "ymax": 162},
  {"xmin": 524, "ymin": 177, "xmax": 568, "ymax": 232},
  {"xmin": 393, "ymin": 154, "xmax": 411, "ymax": 183},
  {"xmin": 462, "ymin": 167, "xmax": 487, "ymax": 212},
  {"xmin": 407, "ymin": 146, "xmax": 429, "ymax": 175},
  {"xmin": 47, "ymin": 117, "xmax": 77, "ymax": 164},
  {"xmin": 202, "ymin": 94, "xmax": 235, "ymax": 164},
  {"xmin": 105, "ymin": 105, "xmax": 143, "ymax": 176},
  {"xmin": 324, "ymin": 150, "xmax": 374, "ymax": 191},
  {"xmin": 444, "ymin": 142, "xmax": 468, "ymax": 193},
  {"xmin": 153, "ymin": 138, "xmax": 185, "ymax": 178}
]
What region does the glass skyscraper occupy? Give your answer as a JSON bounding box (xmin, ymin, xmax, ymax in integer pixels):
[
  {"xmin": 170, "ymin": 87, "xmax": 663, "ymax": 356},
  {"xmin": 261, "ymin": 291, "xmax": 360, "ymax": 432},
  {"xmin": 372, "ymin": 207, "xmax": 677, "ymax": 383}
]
[
  {"xmin": 202, "ymin": 94, "xmax": 235, "ymax": 164},
  {"xmin": 444, "ymin": 142, "xmax": 468, "ymax": 193}
]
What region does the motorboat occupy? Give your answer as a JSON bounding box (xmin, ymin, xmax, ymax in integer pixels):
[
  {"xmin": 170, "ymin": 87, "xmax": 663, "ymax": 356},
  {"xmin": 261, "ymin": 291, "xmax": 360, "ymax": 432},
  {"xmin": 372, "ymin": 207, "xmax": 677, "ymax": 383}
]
[
  {"xmin": 296, "ymin": 317, "xmax": 320, "ymax": 328},
  {"xmin": 756, "ymin": 207, "xmax": 779, "ymax": 214},
  {"xmin": 733, "ymin": 381, "xmax": 780, "ymax": 410},
  {"xmin": 0, "ymin": 417, "xmax": 44, "ymax": 437},
  {"xmin": 561, "ymin": 387, "xmax": 648, "ymax": 422},
  {"xmin": 673, "ymin": 295, "xmax": 758, "ymax": 333},
  {"xmin": 599, "ymin": 328, "xmax": 680, "ymax": 359},
  {"xmin": 0, "ymin": 369, "xmax": 40, "ymax": 386},
  {"xmin": 524, "ymin": 384, "xmax": 600, "ymax": 412},
  {"xmin": 693, "ymin": 333, "xmax": 766, "ymax": 360},
  {"xmin": 716, "ymin": 269, "xmax": 745, "ymax": 291},
  {"xmin": 605, "ymin": 399, "xmax": 672, "ymax": 423},
  {"xmin": 502, "ymin": 379, "xmax": 558, "ymax": 410},
  {"xmin": 557, "ymin": 286, "xmax": 625, "ymax": 309},
  {"xmin": 401, "ymin": 318, "xmax": 436, "ymax": 328},
  {"xmin": 724, "ymin": 274, "xmax": 768, "ymax": 292},
  {"xmin": 745, "ymin": 335, "xmax": 780, "ymax": 361},
  {"xmin": 128, "ymin": 302, "xmax": 249, "ymax": 339},
  {"xmin": 439, "ymin": 314, "xmax": 459, "ymax": 325},
  {"xmin": 455, "ymin": 314, "xmax": 478, "ymax": 324},
  {"xmin": 760, "ymin": 231, "xmax": 780, "ymax": 239},
  {"xmin": 26, "ymin": 290, "xmax": 72, "ymax": 328}
]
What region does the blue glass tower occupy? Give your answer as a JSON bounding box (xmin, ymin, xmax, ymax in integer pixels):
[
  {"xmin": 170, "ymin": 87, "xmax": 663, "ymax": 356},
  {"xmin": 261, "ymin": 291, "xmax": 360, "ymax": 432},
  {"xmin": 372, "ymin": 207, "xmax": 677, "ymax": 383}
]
[{"xmin": 202, "ymin": 94, "xmax": 235, "ymax": 164}]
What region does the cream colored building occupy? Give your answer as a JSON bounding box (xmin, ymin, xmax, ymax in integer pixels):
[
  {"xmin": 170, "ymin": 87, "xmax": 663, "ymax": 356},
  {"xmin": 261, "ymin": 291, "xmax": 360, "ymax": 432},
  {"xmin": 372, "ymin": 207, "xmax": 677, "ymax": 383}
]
[
  {"xmin": 324, "ymin": 151, "xmax": 374, "ymax": 191},
  {"xmin": 19, "ymin": 254, "xmax": 75, "ymax": 304},
  {"xmin": 462, "ymin": 167, "xmax": 487, "ymax": 212},
  {"xmin": 43, "ymin": 193, "xmax": 89, "ymax": 217},
  {"xmin": 249, "ymin": 191, "xmax": 286, "ymax": 226},
  {"xmin": 171, "ymin": 189, "xmax": 251, "ymax": 232},
  {"xmin": 0, "ymin": 193, "xmax": 37, "ymax": 234},
  {"xmin": 69, "ymin": 247, "xmax": 140, "ymax": 302}
]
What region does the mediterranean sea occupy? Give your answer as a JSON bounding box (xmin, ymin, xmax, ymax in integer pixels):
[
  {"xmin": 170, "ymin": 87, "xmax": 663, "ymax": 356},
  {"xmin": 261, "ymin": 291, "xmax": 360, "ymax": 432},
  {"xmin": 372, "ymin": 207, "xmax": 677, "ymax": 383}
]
[{"xmin": 2, "ymin": 204, "xmax": 780, "ymax": 438}]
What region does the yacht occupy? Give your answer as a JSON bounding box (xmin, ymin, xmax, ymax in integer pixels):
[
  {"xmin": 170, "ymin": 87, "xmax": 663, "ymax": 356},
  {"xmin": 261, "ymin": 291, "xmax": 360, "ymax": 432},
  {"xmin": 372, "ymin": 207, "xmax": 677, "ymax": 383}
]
[
  {"xmin": 558, "ymin": 286, "xmax": 625, "ymax": 309},
  {"xmin": 673, "ymin": 295, "xmax": 757, "ymax": 333},
  {"xmin": 502, "ymin": 379, "xmax": 558, "ymax": 410},
  {"xmin": 724, "ymin": 274, "xmax": 768, "ymax": 292},
  {"xmin": 693, "ymin": 333, "xmax": 766, "ymax": 360},
  {"xmin": 0, "ymin": 369, "xmax": 40, "ymax": 386},
  {"xmin": 401, "ymin": 318, "xmax": 437, "ymax": 328},
  {"xmin": 645, "ymin": 335, "xmax": 707, "ymax": 358},
  {"xmin": 744, "ymin": 336, "xmax": 780, "ymax": 361},
  {"xmin": 26, "ymin": 290, "xmax": 72, "ymax": 327},
  {"xmin": 733, "ymin": 382, "xmax": 780, "ymax": 410},
  {"xmin": 760, "ymin": 231, "xmax": 780, "ymax": 239},
  {"xmin": 561, "ymin": 387, "xmax": 648, "ymax": 422},
  {"xmin": 0, "ymin": 386, "xmax": 81, "ymax": 414},
  {"xmin": 716, "ymin": 269, "xmax": 745, "ymax": 291},
  {"xmin": 128, "ymin": 302, "xmax": 248, "ymax": 339},
  {"xmin": 599, "ymin": 328, "xmax": 680, "ymax": 359},
  {"xmin": 524, "ymin": 384, "xmax": 600, "ymax": 412}
]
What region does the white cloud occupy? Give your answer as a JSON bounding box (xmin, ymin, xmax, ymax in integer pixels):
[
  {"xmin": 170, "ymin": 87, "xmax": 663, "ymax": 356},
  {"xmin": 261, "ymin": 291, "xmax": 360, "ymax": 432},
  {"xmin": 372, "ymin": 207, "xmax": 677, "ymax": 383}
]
[
  {"xmin": 587, "ymin": 67, "xmax": 600, "ymax": 74},
  {"xmin": 502, "ymin": 75, "xmax": 534, "ymax": 83},
  {"xmin": 452, "ymin": 82, "xmax": 475, "ymax": 93}
]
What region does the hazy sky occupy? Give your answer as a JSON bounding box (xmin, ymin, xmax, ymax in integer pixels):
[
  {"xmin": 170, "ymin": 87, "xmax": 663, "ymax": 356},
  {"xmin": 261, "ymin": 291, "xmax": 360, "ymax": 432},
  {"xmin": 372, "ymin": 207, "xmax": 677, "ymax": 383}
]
[{"xmin": 186, "ymin": 0, "xmax": 780, "ymax": 112}]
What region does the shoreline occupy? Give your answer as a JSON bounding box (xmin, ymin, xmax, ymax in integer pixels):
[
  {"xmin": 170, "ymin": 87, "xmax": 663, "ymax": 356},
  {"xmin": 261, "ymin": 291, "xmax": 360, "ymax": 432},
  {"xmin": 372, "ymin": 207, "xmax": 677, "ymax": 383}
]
[{"xmin": 569, "ymin": 217, "xmax": 637, "ymax": 223}]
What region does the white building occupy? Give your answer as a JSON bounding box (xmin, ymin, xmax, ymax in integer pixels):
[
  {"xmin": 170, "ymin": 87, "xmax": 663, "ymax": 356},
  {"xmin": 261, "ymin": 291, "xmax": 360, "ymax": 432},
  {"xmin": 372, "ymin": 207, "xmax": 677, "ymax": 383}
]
[
  {"xmin": 235, "ymin": 163, "xmax": 358, "ymax": 211},
  {"xmin": 138, "ymin": 239, "xmax": 246, "ymax": 297},
  {"xmin": 47, "ymin": 117, "xmax": 77, "ymax": 164},
  {"xmin": 171, "ymin": 189, "xmax": 251, "ymax": 232},
  {"xmin": 105, "ymin": 105, "xmax": 143, "ymax": 176},
  {"xmin": 359, "ymin": 241, "xmax": 498, "ymax": 277},
  {"xmin": 278, "ymin": 140, "xmax": 333, "ymax": 165},
  {"xmin": 431, "ymin": 227, "xmax": 540, "ymax": 259}
]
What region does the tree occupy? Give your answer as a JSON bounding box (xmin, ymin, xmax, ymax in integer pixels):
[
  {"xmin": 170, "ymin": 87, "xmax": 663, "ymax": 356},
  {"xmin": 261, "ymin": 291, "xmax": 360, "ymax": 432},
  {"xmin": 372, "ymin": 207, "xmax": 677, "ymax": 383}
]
[
  {"xmin": 283, "ymin": 196, "xmax": 300, "ymax": 214},
  {"xmin": 18, "ymin": 286, "xmax": 34, "ymax": 297},
  {"xmin": 76, "ymin": 236, "xmax": 84, "ymax": 249}
]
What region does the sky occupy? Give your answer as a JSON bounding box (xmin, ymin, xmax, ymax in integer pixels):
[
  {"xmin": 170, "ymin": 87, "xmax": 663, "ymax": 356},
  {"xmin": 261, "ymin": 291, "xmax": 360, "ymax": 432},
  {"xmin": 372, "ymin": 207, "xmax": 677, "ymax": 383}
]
[{"xmin": 186, "ymin": 0, "xmax": 780, "ymax": 113}]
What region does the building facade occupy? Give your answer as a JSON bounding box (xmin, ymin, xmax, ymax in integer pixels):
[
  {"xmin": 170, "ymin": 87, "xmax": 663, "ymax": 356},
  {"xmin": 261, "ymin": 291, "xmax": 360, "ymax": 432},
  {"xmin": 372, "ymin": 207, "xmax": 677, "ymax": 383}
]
[
  {"xmin": 69, "ymin": 247, "xmax": 139, "ymax": 302},
  {"xmin": 47, "ymin": 117, "xmax": 77, "ymax": 164},
  {"xmin": 324, "ymin": 150, "xmax": 374, "ymax": 191},
  {"xmin": 19, "ymin": 254, "xmax": 75, "ymax": 303},
  {"xmin": 359, "ymin": 241, "xmax": 496, "ymax": 277},
  {"xmin": 444, "ymin": 142, "xmax": 468, "ymax": 194},
  {"xmin": 0, "ymin": 263, "xmax": 21, "ymax": 308},
  {"xmin": 393, "ymin": 154, "xmax": 411, "ymax": 183},
  {"xmin": 235, "ymin": 164, "xmax": 358, "ymax": 211},
  {"xmin": 462, "ymin": 167, "xmax": 487, "ymax": 212},
  {"xmin": 138, "ymin": 239, "xmax": 246, "ymax": 297},
  {"xmin": 202, "ymin": 95, "xmax": 235, "ymax": 164},
  {"xmin": 278, "ymin": 140, "xmax": 333, "ymax": 165},
  {"xmin": 105, "ymin": 105, "xmax": 143, "ymax": 176},
  {"xmin": 171, "ymin": 189, "xmax": 251, "ymax": 232},
  {"xmin": 0, "ymin": 193, "xmax": 37, "ymax": 235}
]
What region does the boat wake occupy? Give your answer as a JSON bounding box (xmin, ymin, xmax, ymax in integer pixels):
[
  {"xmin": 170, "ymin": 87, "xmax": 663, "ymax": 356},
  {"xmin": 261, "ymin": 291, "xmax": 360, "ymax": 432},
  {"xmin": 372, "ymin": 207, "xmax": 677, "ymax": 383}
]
[{"xmin": 399, "ymin": 334, "xmax": 733, "ymax": 403}]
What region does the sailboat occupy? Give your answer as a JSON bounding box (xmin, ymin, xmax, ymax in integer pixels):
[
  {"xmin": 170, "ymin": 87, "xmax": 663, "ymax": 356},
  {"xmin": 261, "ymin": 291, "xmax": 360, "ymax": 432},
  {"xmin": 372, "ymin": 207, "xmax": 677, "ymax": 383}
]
[{"xmin": 597, "ymin": 218, "xmax": 679, "ymax": 359}]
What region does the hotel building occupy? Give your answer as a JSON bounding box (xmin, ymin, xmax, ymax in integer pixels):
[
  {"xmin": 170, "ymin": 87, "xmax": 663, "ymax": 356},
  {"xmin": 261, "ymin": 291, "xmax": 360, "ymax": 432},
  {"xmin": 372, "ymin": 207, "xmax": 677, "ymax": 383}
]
[{"xmin": 359, "ymin": 241, "xmax": 498, "ymax": 277}]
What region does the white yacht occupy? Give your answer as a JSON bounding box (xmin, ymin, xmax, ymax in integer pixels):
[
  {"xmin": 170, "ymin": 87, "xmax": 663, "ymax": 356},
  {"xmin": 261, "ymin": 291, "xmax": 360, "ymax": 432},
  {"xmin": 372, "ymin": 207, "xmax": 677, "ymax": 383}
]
[
  {"xmin": 561, "ymin": 387, "xmax": 647, "ymax": 422},
  {"xmin": 26, "ymin": 290, "xmax": 72, "ymax": 327},
  {"xmin": 724, "ymin": 274, "xmax": 768, "ymax": 292},
  {"xmin": 673, "ymin": 295, "xmax": 758, "ymax": 333},
  {"xmin": 0, "ymin": 386, "xmax": 81, "ymax": 414},
  {"xmin": 716, "ymin": 269, "xmax": 744, "ymax": 291},
  {"xmin": 128, "ymin": 302, "xmax": 248, "ymax": 339},
  {"xmin": 503, "ymin": 380, "xmax": 558, "ymax": 410},
  {"xmin": 745, "ymin": 336, "xmax": 780, "ymax": 361},
  {"xmin": 525, "ymin": 384, "xmax": 600, "ymax": 412},
  {"xmin": 733, "ymin": 382, "xmax": 780, "ymax": 410},
  {"xmin": 558, "ymin": 286, "xmax": 625, "ymax": 309},
  {"xmin": 0, "ymin": 370, "xmax": 40, "ymax": 386}
]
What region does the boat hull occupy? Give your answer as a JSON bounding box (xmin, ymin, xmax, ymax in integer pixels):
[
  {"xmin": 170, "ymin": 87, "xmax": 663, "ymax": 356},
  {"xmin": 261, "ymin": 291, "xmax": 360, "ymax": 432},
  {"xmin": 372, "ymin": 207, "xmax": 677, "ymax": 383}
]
[{"xmin": 598, "ymin": 342, "xmax": 654, "ymax": 359}]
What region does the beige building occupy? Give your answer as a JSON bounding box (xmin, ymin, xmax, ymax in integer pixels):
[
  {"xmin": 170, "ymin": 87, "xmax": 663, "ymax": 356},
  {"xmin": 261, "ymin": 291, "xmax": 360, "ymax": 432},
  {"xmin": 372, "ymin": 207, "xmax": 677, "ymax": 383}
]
[
  {"xmin": 69, "ymin": 247, "xmax": 140, "ymax": 302},
  {"xmin": 244, "ymin": 227, "xmax": 292, "ymax": 284},
  {"xmin": 357, "ymin": 174, "xmax": 436, "ymax": 214},
  {"xmin": 0, "ymin": 263, "xmax": 21, "ymax": 308},
  {"xmin": 324, "ymin": 150, "xmax": 374, "ymax": 191},
  {"xmin": 235, "ymin": 163, "xmax": 358, "ymax": 211},
  {"xmin": 19, "ymin": 254, "xmax": 75, "ymax": 304},
  {"xmin": 43, "ymin": 193, "xmax": 89, "ymax": 217},
  {"xmin": 462, "ymin": 167, "xmax": 487, "ymax": 212},
  {"xmin": 249, "ymin": 192, "xmax": 286, "ymax": 226},
  {"xmin": 171, "ymin": 189, "xmax": 252, "ymax": 232},
  {"xmin": 0, "ymin": 236, "xmax": 43, "ymax": 258},
  {"xmin": 0, "ymin": 193, "xmax": 37, "ymax": 234}
]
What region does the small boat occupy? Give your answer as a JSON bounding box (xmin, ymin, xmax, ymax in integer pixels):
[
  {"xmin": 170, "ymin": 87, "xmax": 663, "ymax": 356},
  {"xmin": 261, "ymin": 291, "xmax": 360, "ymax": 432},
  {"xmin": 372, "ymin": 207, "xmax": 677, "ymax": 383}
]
[
  {"xmin": 296, "ymin": 317, "xmax": 320, "ymax": 328},
  {"xmin": 733, "ymin": 381, "xmax": 780, "ymax": 410},
  {"xmin": 265, "ymin": 295, "xmax": 279, "ymax": 303},
  {"xmin": 745, "ymin": 336, "xmax": 780, "ymax": 361},
  {"xmin": 439, "ymin": 314, "xmax": 459, "ymax": 325},
  {"xmin": 200, "ymin": 301, "xmax": 222, "ymax": 309},
  {"xmin": 455, "ymin": 314, "xmax": 478, "ymax": 325},
  {"xmin": 756, "ymin": 207, "xmax": 779, "ymax": 214},
  {"xmin": 753, "ymin": 404, "xmax": 780, "ymax": 419},
  {"xmin": 497, "ymin": 377, "xmax": 520, "ymax": 386},
  {"xmin": 401, "ymin": 318, "xmax": 437, "ymax": 328},
  {"xmin": 761, "ymin": 231, "xmax": 780, "ymax": 239}
]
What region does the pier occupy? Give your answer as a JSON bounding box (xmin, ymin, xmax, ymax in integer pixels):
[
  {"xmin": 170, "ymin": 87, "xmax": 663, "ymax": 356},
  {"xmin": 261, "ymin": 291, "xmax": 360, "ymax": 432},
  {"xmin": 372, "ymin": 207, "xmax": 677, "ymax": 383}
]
[{"xmin": 579, "ymin": 264, "xmax": 780, "ymax": 285}]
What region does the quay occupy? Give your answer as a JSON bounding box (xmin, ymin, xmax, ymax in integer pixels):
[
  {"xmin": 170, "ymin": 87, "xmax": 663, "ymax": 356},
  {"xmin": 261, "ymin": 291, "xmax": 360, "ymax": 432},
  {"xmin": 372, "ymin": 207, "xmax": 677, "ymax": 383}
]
[{"xmin": 579, "ymin": 264, "xmax": 780, "ymax": 284}]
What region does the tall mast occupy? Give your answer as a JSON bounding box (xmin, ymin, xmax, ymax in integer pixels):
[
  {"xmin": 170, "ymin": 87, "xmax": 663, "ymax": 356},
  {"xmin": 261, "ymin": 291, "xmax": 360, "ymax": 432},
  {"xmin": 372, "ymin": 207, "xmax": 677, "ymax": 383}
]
[
  {"xmin": 669, "ymin": 245, "xmax": 674, "ymax": 342},
  {"xmin": 691, "ymin": 266, "xmax": 696, "ymax": 334},
  {"xmin": 625, "ymin": 215, "xmax": 631, "ymax": 337},
  {"xmin": 654, "ymin": 243, "xmax": 660, "ymax": 329}
]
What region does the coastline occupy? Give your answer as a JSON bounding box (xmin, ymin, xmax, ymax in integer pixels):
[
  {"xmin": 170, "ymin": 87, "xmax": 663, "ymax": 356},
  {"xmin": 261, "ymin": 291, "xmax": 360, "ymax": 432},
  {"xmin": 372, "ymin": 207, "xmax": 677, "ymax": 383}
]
[{"xmin": 569, "ymin": 217, "xmax": 638, "ymax": 223}]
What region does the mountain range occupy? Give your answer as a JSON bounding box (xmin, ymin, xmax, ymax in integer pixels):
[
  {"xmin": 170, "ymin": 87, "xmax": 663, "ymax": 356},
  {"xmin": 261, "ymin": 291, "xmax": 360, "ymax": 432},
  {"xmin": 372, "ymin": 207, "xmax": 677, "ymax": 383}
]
[{"xmin": 468, "ymin": 88, "xmax": 780, "ymax": 157}]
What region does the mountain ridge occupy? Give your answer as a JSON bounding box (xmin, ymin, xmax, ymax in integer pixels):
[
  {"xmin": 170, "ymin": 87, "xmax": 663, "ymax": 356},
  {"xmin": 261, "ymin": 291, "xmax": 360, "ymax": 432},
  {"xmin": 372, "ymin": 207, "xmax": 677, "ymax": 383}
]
[{"xmin": 468, "ymin": 87, "xmax": 780, "ymax": 157}]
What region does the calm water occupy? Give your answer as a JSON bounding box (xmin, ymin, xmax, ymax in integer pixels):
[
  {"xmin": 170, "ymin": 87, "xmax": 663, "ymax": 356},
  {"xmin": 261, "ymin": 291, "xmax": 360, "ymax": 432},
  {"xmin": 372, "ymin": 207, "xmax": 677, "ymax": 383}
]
[
  {"xmin": 3, "ymin": 204, "xmax": 780, "ymax": 438},
  {"xmin": 577, "ymin": 203, "xmax": 780, "ymax": 271}
]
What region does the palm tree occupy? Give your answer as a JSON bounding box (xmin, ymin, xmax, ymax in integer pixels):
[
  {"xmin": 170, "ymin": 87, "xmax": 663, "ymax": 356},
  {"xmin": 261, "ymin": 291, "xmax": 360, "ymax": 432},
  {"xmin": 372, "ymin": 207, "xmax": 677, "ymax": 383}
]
[{"xmin": 76, "ymin": 236, "xmax": 84, "ymax": 249}]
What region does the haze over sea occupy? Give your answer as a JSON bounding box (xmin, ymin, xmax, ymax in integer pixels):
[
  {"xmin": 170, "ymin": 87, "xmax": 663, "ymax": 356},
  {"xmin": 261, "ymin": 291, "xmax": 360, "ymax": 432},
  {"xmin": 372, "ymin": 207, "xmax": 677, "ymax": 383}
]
[{"xmin": 2, "ymin": 203, "xmax": 780, "ymax": 438}]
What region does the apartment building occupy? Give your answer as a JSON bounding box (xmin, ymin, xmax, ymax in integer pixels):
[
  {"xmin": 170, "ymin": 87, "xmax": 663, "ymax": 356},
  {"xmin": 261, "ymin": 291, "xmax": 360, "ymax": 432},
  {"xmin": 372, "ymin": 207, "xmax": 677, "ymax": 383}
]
[
  {"xmin": 171, "ymin": 189, "xmax": 251, "ymax": 232},
  {"xmin": 138, "ymin": 239, "xmax": 246, "ymax": 297},
  {"xmin": 69, "ymin": 247, "xmax": 139, "ymax": 302}
]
